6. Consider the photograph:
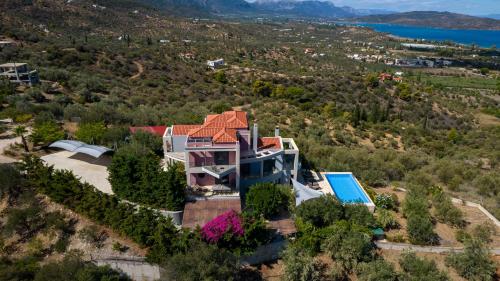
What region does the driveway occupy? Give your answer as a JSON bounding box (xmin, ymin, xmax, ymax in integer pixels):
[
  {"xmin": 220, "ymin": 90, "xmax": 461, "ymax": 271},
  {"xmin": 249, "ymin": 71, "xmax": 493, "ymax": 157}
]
[{"xmin": 41, "ymin": 151, "xmax": 114, "ymax": 194}]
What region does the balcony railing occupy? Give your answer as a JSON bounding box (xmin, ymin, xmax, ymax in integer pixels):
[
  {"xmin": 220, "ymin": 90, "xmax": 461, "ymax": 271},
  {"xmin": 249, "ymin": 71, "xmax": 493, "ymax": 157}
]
[
  {"xmin": 186, "ymin": 141, "xmax": 237, "ymax": 148},
  {"xmin": 189, "ymin": 157, "xmax": 236, "ymax": 167}
]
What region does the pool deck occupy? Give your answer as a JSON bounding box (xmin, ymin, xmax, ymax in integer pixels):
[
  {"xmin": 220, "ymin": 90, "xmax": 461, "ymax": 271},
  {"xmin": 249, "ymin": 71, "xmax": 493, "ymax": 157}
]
[{"xmin": 316, "ymin": 172, "xmax": 334, "ymax": 195}]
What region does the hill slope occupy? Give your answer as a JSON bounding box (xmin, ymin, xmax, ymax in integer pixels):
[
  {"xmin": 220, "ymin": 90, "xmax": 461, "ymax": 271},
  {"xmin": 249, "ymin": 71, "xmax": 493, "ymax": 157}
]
[
  {"xmin": 138, "ymin": 0, "xmax": 254, "ymax": 16},
  {"xmin": 252, "ymin": 0, "xmax": 354, "ymax": 18},
  {"xmin": 357, "ymin": 11, "xmax": 500, "ymax": 30}
]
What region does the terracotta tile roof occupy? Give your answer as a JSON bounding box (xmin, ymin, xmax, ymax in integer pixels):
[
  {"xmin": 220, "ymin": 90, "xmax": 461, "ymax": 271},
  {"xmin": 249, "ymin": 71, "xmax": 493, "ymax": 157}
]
[
  {"xmin": 379, "ymin": 73, "xmax": 393, "ymax": 81},
  {"xmin": 212, "ymin": 128, "xmax": 238, "ymax": 144},
  {"xmin": 188, "ymin": 127, "xmax": 224, "ymax": 138},
  {"xmin": 172, "ymin": 125, "xmax": 202, "ymax": 136},
  {"xmin": 129, "ymin": 126, "xmax": 167, "ymax": 137},
  {"xmin": 203, "ymin": 111, "xmax": 248, "ymax": 129},
  {"xmin": 182, "ymin": 199, "xmax": 242, "ymax": 229},
  {"xmin": 258, "ymin": 137, "xmax": 281, "ymax": 150},
  {"xmin": 181, "ymin": 111, "xmax": 248, "ymax": 143}
]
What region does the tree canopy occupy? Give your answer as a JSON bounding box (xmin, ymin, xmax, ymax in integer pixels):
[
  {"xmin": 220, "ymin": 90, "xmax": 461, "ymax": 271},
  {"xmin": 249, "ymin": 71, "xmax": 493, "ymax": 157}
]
[
  {"xmin": 245, "ymin": 183, "xmax": 292, "ymax": 219},
  {"xmin": 108, "ymin": 143, "xmax": 185, "ymax": 210}
]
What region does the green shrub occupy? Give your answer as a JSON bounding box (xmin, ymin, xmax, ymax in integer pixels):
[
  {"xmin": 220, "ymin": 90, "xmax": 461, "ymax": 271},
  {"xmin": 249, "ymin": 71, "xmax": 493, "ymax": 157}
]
[
  {"xmin": 321, "ymin": 221, "xmax": 375, "ymax": 272},
  {"xmin": 130, "ymin": 130, "xmax": 163, "ymax": 156},
  {"xmin": 376, "ymin": 209, "xmax": 399, "ymax": 230},
  {"xmin": 386, "ymin": 232, "xmax": 406, "ymax": 243},
  {"xmin": 471, "ymin": 223, "xmax": 496, "ymax": 244},
  {"xmin": 356, "ymin": 259, "xmax": 398, "ymax": 281},
  {"xmin": 446, "ymin": 239, "xmax": 496, "ymax": 281},
  {"xmin": 78, "ymin": 225, "xmax": 108, "ymax": 248},
  {"xmin": 374, "ymin": 193, "xmax": 398, "ymax": 210},
  {"xmin": 431, "ymin": 191, "xmax": 465, "ymax": 228},
  {"xmin": 403, "ymin": 190, "xmax": 438, "ymax": 245},
  {"xmin": 112, "ymin": 242, "xmax": 128, "ymax": 253},
  {"xmin": 281, "ymin": 245, "xmax": 323, "ymax": 281},
  {"xmin": 75, "ymin": 122, "xmax": 106, "ymax": 145},
  {"xmin": 245, "ymin": 183, "xmax": 291, "ymax": 219},
  {"xmin": 295, "ymin": 195, "xmax": 344, "ymax": 228},
  {"xmin": 344, "ymin": 204, "xmax": 377, "ymax": 228},
  {"xmin": 162, "ymin": 242, "xmax": 244, "ymax": 281},
  {"xmin": 34, "ymin": 251, "xmax": 130, "ymax": 281},
  {"xmin": 53, "ymin": 236, "xmax": 70, "ymax": 253},
  {"xmin": 455, "ymin": 229, "xmax": 471, "ymax": 243},
  {"xmin": 30, "ymin": 121, "xmax": 64, "ymax": 146},
  {"xmin": 214, "ymin": 70, "xmax": 228, "ymax": 84},
  {"xmin": 399, "ymin": 251, "xmax": 449, "ymax": 281},
  {"xmin": 108, "ymin": 144, "xmax": 186, "ymax": 210},
  {"xmin": 0, "ymin": 163, "xmax": 23, "ymax": 201}
]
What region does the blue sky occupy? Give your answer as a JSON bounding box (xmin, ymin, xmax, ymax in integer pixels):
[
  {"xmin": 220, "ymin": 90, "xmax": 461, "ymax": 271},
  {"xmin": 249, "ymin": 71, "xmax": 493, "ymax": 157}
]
[{"xmin": 329, "ymin": 0, "xmax": 500, "ymax": 15}]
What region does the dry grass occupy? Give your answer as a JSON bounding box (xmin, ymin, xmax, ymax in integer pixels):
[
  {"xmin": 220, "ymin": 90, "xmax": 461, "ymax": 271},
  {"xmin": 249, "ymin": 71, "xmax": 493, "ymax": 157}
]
[
  {"xmin": 373, "ymin": 187, "xmax": 500, "ymax": 248},
  {"xmin": 476, "ymin": 112, "xmax": 500, "ymax": 127},
  {"xmin": 380, "ymin": 249, "xmax": 466, "ymax": 281}
]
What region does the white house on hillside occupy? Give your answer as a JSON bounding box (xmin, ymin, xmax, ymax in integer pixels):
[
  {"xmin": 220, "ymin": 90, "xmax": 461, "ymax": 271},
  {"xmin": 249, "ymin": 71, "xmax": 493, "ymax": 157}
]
[{"xmin": 207, "ymin": 59, "xmax": 224, "ymax": 69}]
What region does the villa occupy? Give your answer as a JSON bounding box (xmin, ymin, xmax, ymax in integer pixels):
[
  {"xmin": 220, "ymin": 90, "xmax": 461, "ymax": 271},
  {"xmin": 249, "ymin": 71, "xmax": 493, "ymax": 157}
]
[
  {"xmin": 0, "ymin": 63, "xmax": 39, "ymax": 85},
  {"xmin": 162, "ymin": 110, "xmax": 300, "ymax": 195}
]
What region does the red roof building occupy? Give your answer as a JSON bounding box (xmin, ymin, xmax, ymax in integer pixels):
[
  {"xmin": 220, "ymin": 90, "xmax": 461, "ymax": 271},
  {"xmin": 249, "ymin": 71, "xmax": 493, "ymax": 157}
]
[
  {"xmin": 379, "ymin": 73, "xmax": 393, "ymax": 81},
  {"xmin": 162, "ymin": 111, "xmax": 300, "ymax": 194}
]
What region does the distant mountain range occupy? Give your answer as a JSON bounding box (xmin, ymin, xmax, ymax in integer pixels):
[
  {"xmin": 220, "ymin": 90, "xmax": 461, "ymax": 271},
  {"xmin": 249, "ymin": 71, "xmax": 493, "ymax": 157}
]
[
  {"xmin": 135, "ymin": 0, "xmax": 500, "ymax": 30},
  {"xmin": 355, "ymin": 11, "xmax": 500, "ymax": 30},
  {"xmin": 137, "ymin": 0, "xmax": 253, "ymax": 15},
  {"xmin": 138, "ymin": 0, "xmax": 395, "ymax": 18}
]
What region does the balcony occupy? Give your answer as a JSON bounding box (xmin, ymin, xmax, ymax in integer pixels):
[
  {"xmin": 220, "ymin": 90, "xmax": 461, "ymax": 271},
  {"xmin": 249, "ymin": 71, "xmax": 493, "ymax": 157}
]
[
  {"xmin": 189, "ymin": 159, "xmax": 236, "ymax": 179},
  {"xmin": 186, "ymin": 141, "xmax": 237, "ymax": 149},
  {"xmin": 187, "ymin": 184, "xmax": 239, "ymax": 198},
  {"xmin": 202, "ymin": 165, "xmax": 236, "ymax": 179}
]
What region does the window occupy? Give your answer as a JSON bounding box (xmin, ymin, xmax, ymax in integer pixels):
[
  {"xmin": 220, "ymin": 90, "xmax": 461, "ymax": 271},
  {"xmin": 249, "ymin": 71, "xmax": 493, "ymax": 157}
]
[
  {"xmin": 263, "ymin": 159, "xmax": 276, "ymax": 177},
  {"xmin": 214, "ymin": 151, "xmax": 229, "ymax": 165},
  {"xmin": 241, "ymin": 162, "xmax": 261, "ymax": 179},
  {"xmin": 284, "ymin": 154, "xmax": 295, "ymax": 170}
]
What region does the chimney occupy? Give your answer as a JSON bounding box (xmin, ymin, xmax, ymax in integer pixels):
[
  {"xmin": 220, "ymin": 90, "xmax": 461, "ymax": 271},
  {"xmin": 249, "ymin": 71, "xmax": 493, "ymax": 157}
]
[
  {"xmin": 253, "ymin": 123, "xmax": 258, "ymax": 152},
  {"xmin": 275, "ymin": 126, "xmax": 280, "ymax": 137}
]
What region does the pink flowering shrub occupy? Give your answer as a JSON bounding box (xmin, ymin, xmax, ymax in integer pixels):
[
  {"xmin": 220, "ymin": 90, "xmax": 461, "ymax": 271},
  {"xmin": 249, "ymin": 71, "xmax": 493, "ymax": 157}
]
[{"xmin": 201, "ymin": 210, "xmax": 244, "ymax": 244}]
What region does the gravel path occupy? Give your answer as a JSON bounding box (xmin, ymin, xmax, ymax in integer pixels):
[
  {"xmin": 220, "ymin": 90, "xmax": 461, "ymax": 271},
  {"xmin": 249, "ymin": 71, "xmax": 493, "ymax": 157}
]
[{"xmin": 376, "ymin": 241, "xmax": 500, "ymax": 255}]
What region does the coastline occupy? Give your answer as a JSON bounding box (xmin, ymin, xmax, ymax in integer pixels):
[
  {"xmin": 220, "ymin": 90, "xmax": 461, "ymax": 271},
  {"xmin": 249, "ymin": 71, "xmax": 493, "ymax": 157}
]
[{"xmin": 338, "ymin": 22, "xmax": 500, "ymax": 48}]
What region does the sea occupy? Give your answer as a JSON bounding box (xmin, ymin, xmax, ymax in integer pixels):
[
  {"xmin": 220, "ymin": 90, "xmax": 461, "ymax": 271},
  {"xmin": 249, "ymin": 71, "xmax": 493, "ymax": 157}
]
[{"xmin": 343, "ymin": 23, "xmax": 500, "ymax": 48}]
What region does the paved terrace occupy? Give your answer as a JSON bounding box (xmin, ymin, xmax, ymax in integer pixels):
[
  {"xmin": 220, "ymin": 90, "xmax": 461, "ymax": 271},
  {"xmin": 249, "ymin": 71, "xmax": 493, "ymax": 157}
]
[
  {"xmin": 182, "ymin": 198, "xmax": 241, "ymax": 229},
  {"xmin": 41, "ymin": 151, "xmax": 113, "ymax": 194}
]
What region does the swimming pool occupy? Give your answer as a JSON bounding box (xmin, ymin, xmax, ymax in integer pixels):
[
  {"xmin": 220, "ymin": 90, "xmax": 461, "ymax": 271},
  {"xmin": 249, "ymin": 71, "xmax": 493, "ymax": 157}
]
[{"xmin": 324, "ymin": 173, "xmax": 375, "ymax": 211}]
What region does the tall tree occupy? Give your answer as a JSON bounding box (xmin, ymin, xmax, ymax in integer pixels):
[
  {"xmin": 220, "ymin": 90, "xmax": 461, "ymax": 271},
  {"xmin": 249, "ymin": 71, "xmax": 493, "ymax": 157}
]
[{"xmin": 108, "ymin": 144, "xmax": 185, "ymax": 210}]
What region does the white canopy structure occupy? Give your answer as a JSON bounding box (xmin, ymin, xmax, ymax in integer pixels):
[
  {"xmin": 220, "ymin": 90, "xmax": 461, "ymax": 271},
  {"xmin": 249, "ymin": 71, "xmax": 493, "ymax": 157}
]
[
  {"xmin": 49, "ymin": 140, "xmax": 112, "ymax": 158},
  {"xmin": 292, "ymin": 178, "xmax": 323, "ymax": 206}
]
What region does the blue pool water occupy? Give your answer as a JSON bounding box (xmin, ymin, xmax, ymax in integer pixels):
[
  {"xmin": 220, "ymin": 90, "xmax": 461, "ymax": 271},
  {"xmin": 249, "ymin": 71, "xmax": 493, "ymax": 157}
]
[
  {"xmin": 343, "ymin": 23, "xmax": 500, "ymax": 48},
  {"xmin": 325, "ymin": 173, "xmax": 370, "ymax": 203}
]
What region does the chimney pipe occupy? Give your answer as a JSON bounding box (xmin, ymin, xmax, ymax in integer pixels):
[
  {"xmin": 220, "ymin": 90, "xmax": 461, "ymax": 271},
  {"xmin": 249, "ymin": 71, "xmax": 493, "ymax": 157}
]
[
  {"xmin": 275, "ymin": 126, "xmax": 280, "ymax": 137},
  {"xmin": 253, "ymin": 123, "xmax": 258, "ymax": 152}
]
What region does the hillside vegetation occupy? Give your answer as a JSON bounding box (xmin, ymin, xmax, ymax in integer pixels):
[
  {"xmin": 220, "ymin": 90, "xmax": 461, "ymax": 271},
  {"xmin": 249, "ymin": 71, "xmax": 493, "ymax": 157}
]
[{"xmin": 0, "ymin": 0, "xmax": 499, "ymax": 280}]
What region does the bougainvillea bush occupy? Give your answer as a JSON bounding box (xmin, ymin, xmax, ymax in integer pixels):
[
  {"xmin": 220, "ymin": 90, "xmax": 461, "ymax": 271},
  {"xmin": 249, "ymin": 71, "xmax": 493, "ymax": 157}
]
[
  {"xmin": 201, "ymin": 210, "xmax": 244, "ymax": 244},
  {"xmin": 200, "ymin": 210, "xmax": 271, "ymax": 254}
]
